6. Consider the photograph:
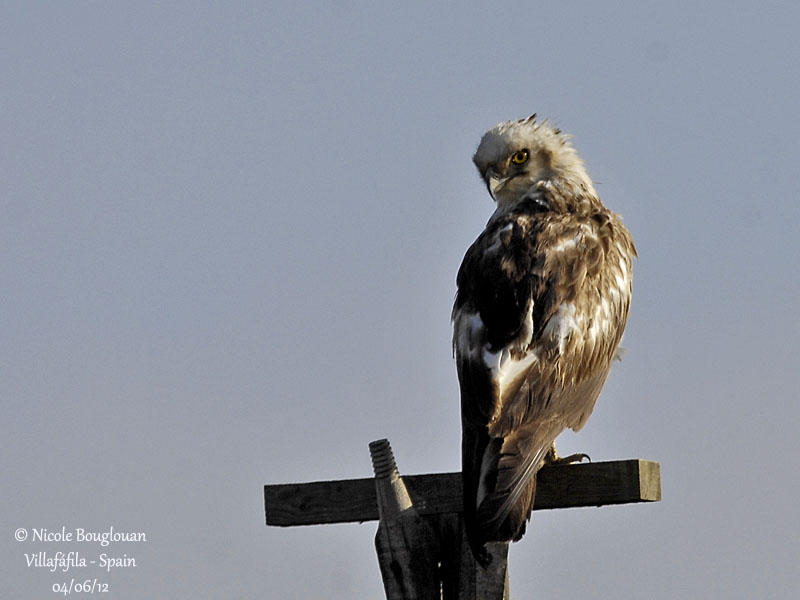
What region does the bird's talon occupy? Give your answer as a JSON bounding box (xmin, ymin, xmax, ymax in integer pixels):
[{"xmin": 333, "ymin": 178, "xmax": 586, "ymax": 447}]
[{"xmin": 549, "ymin": 452, "xmax": 591, "ymax": 465}]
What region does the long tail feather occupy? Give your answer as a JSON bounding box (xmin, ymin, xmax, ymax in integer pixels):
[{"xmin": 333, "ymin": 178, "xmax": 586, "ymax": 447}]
[{"xmin": 465, "ymin": 423, "xmax": 562, "ymax": 547}]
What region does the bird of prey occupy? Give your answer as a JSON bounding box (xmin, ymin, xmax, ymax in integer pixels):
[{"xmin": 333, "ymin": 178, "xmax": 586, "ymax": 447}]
[{"xmin": 452, "ymin": 115, "xmax": 636, "ymax": 561}]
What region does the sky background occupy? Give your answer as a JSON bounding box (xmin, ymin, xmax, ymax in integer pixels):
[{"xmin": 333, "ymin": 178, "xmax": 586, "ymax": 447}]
[{"xmin": 3, "ymin": 2, "xmax": 799, "ymax": 598}]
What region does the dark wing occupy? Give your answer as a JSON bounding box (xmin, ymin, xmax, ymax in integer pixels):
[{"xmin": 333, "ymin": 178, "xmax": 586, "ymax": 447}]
[
  {"xmin": 453, "ymin": 211, "xmax": 556, "ymax": 549},
  {"xmin": 453, "ymin": 214, "xmax": 544, "ymax": 425}
]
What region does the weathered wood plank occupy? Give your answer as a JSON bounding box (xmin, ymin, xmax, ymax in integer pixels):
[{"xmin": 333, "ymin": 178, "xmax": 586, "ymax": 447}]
[
  {"xmin": 534, "ymin": 459, "xmax": 662, "ymax": 509},
  {"xmin": 264, "ymin": 459, "xmax": 660, "ymax": 527},
  {"xmin": 370, "ymin": 439, "xmax": 441, "ymax": 600}
]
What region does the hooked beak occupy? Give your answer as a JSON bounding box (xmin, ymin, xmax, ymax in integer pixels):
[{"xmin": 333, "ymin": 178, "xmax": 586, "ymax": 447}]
[{"xmin": 486, "ymin": 169, "xmax": 508, "ymax": 201}]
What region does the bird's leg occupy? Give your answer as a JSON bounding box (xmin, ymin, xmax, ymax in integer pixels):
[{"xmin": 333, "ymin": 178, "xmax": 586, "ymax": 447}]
[{"xmin": 544, "ymin": 442, "xmax": 591, "ymax": 465}]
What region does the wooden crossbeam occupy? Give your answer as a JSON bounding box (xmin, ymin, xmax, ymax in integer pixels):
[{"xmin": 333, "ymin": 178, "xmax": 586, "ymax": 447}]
[{"xmin": 264, "ymin": 459, "xmax": 661, "ymax": 528}]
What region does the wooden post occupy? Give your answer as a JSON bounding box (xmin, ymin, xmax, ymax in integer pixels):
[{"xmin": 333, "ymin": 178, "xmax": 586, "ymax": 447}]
[
  {"xmin": 368, "ymin": 439, "xmax": 511, "ymax": 599},
  {"xmin": 264, "ymin": 442, "xmax": 661, "ymax": 599},
  {"xmin": 435, "ymin": 512, "xmax": 509, "ymax": 599},
  {"xmin": 369, "ymin": 439, "xmax": 440, "ymax": 600}
]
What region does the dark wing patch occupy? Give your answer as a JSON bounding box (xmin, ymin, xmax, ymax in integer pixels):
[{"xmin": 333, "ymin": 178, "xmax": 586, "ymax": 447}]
[{"xmin": 455, "ymin": 217, "xmax": 540, "ymax": 351}]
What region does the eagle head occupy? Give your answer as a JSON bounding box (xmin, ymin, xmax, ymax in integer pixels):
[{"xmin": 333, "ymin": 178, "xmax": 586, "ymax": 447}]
[{"xmin": 472, "ymin": 114, "xmax": 596, "ymax": 206}]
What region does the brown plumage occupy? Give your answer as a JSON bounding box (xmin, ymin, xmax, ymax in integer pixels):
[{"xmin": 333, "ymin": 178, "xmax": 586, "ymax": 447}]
[{"xmin": 452, "ymin": 116, "xmax": 636, "ymax": 561}]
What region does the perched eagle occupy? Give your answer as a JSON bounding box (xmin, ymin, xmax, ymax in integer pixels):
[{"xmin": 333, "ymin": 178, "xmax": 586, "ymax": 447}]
[{"xmin": 452, "ymin": 115, "xmax": 636, "ymax": 561}]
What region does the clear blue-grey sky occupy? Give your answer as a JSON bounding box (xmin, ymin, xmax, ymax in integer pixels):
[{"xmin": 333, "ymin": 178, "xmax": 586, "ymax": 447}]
[{"xmin": 3, "ymin": 2, "xmax": 799, "ymax": 598}]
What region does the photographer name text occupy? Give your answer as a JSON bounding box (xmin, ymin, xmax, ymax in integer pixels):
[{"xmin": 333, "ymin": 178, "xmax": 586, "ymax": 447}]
[{"xmin": 20, "ymin": 527, "xmax": 146, "ymax": 547}]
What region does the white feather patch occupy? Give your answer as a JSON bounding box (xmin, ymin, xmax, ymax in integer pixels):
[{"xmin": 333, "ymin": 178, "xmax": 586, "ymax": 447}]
[
  {"xmin": 552, "ymin": 235, "xmax": 579, "ymax": 253},
  {"xmin": 542, "ymin": 302, "xmax": 582, "ymax": 354},
  {"xmin": 483, "ymin": 347, "xmax": 538, "ymax": 397},
  {"xmin": 455, "ymin": 305, "xmax": 538, "ymax": 407},
  {"xmin": 454, "ymin": 311, "xmax": 483, "ymax": 358}
]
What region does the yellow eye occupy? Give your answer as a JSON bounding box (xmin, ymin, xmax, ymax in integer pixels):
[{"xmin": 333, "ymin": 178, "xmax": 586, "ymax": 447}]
[{"xmin": 511, "ymin": 150, "xmax": 529, "ymax": 165}]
